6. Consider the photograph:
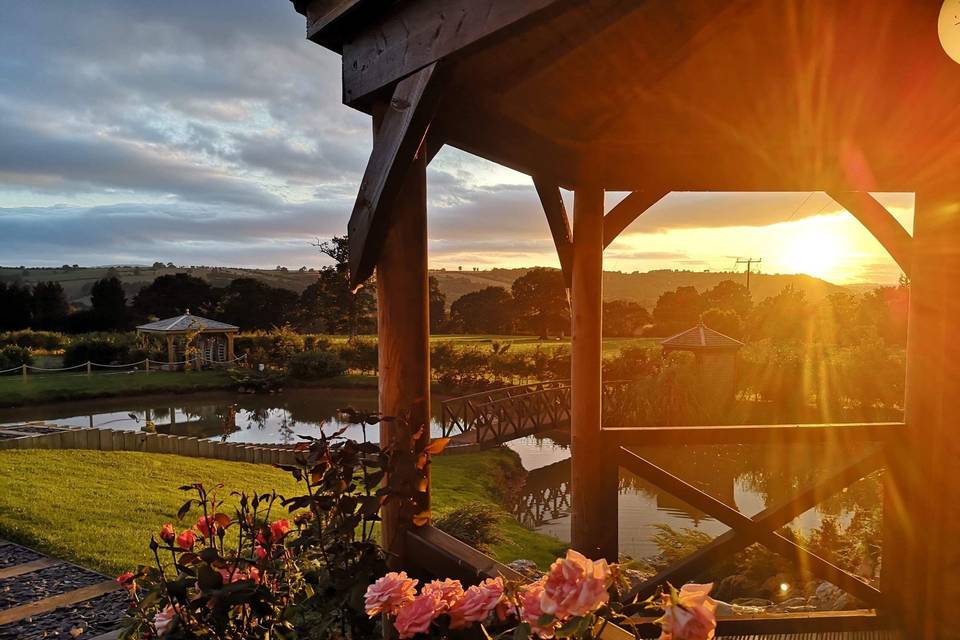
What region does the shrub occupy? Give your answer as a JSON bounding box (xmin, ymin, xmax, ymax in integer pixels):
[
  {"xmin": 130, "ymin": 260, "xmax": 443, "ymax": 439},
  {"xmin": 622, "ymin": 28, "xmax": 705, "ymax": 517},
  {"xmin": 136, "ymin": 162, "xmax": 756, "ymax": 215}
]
[
  {"xmin": 0, "ymin": 345, "xmax": 33, "ymax": 371},
  {"xmin": 0, "ymin": 329, "xmax": 68, "ymax": 352},
  {"xmin": 288, "ymin": 349, "xmax": 346, "ymax": 380},
  {"xmin": 63, "ymin": 335, "xmax": 143, "ymax": 367},
  {"xmin": 434, "ymin": 502, "xmax": 504, "ymax": 552},
  {"xmin": 339, "ymin": 337, "xmax": 378, "ymax": 374}
]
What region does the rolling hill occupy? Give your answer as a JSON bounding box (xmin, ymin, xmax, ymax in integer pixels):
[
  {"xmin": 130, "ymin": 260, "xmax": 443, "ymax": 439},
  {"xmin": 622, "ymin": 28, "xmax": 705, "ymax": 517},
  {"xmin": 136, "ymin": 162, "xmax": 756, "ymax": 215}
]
[{"xmin": 0, "ymin": 264, "xmax": 861, "ymax": 311}]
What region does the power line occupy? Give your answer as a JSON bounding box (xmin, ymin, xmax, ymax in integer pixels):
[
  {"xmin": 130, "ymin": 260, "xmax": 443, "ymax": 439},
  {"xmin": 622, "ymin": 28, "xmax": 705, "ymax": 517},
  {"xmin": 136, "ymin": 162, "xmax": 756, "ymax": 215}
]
[{"xmin": 734, "ymin": 257, "xmax": 762, "ymax": 291}]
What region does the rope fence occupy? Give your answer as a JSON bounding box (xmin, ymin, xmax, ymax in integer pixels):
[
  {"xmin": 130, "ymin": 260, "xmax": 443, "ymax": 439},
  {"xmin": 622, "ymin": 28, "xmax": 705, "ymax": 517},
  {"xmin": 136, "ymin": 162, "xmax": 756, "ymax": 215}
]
[{"xmin": 0, "ymin": 354, "xmax": 247, "ymax": 377}]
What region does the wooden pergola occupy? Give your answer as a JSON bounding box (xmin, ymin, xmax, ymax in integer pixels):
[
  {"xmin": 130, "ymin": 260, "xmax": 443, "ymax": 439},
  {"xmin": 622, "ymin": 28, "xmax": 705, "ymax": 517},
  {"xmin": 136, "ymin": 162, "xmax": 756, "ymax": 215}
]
[{"xmin": 288, "ymin": 1, "xmax": 960, "ymax": 637}]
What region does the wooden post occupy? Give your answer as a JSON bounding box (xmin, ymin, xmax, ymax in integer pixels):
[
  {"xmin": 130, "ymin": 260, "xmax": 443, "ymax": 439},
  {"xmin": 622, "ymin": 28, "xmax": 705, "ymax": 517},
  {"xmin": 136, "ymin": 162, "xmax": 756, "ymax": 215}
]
[
  {"xmin": 86, "ymin": 361, "xmax": 91, "ymax": 376},
  {"xmin": 21, "ymin": 364, "xmax": 26, "ymax": 379},
  {"xmin": 166, "ymin": 335, "xmax": 175, "ymax": 367},
  {"xmin": 569, "ymin": 184, "xmax": 618, "ymax": 561},
  {"xmin": 145, "ymin": 359, "xmax": 150, "ymax": 373},
  {"xmin": 376, "ymin": 130, "xmax": 431, "ymax": 570},
  {"xmin": 884, "ymin": 189, "xmax": 960, "ymax": 636},
  {"xmin": 226, "ymin": 333, "xmax": 235, "ymax": 362}
]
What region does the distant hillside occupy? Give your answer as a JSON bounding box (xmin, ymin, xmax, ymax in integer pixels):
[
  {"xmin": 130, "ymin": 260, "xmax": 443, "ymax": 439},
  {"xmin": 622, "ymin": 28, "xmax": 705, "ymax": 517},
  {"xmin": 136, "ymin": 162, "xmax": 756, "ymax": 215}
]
[
  {"xmin": 0, "ymin": 264, "xmax": 866, "ymax": 310},
  {"xmin": 430, "ymin": 267, "xmax": 848, "ymax": 309}
]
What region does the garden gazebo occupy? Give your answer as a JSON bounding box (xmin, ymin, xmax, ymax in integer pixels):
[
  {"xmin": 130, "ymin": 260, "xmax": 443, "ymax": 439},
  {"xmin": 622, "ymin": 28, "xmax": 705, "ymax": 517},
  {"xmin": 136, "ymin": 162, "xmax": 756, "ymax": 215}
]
[
  {"xmin": 287, "ymin": 1, "xmax": 960, "ymax": 637},
  {"xmin": 136, "ymin": 311, "xmax": 238, "ymax": 366}
]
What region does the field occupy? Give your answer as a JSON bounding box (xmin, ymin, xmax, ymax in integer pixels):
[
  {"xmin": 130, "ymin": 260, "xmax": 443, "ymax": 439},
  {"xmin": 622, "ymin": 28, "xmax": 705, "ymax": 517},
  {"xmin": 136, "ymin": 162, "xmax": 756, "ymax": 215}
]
[{"xmin": 0, "ymin": 449, "xmax": 563, "ymax": 575}]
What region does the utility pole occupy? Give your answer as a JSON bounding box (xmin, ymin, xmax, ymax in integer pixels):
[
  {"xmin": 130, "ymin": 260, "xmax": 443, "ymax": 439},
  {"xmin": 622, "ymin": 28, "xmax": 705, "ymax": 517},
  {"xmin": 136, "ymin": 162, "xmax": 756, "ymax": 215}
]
[{"xmin": 735, "ymin": 257, "xmax": 762, "ymax": 291}]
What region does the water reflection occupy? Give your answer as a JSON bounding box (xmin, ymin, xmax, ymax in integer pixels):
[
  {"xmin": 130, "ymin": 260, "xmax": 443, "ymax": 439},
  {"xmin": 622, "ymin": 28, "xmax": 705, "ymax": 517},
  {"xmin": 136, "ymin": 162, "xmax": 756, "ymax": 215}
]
[{"xmin": 506, "ymin": 434, "xmax": 877, "ymax": 561}]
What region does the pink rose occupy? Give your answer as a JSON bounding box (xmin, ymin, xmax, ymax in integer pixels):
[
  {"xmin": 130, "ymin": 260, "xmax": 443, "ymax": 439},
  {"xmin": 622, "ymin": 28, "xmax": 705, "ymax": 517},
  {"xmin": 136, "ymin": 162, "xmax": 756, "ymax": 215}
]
[
  {"xmin": 153, "ymin": 604, "xmax": 177, "ymax": 636},
  {"xmin": 159, "ymin": 523, "xmax": 176, "ymax": 544},
  {"xmin": 254, "ymin": 545, "xmax": 267, "ymax": 561},
  {"xmin": 175, "ymin": 530, "xmax": 196, "ymax": 551},
  {"xmin": 269, "ymin": 519, "xmax": 290, "ymax": 540},
  {"xmin": 541, "ymin": 549, "xmax": 611, "ymax": 620},
  {"xmin": 196, "ymin": 515, "xmax": 216, "ymax": 537},
  {"xmin": 521, "ymin": 577, "xmax": 557, "ymax": 639},
  {"xmin": 448, "ymin": 577, "xmax": 504, "ymax": 629},
  {"xmin": 394, "ymin": 592, "xmax": 442, "ymax": 639},
  {"xmin": 364, "ymin": 571, "xmax": 418, "ymax": 617},
  {"xmin": 657, "ymin": 583, "xmax": 717, "ymax": 640},
  {"xmin": 116, "ymin": 571, "xmax": 136, "ymax": 592},
  {"xmin": 421, "ymin": 578, "xmax": 464, "ymax": 612}
]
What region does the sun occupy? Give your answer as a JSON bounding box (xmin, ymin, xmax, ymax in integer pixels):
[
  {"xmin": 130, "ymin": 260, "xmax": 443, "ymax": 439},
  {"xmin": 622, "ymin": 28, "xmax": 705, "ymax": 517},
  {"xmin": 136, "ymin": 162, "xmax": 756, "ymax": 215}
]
[{"xmin": 778, "ymin": 217, "xmax": 845, "ymax": 280}]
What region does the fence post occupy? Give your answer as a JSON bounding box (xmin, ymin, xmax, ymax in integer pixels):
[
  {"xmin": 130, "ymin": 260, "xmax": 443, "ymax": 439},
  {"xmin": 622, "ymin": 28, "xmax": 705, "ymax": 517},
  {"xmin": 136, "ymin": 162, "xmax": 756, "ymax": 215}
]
[
  {"xmin": 21, "ymin": 364, "xmax": 26, "ymax": 379},
  {"xmin": 86, "ymin": 361, "xmax": 92, "ymax": 376},
  {"xmin": 145, "ymin": 359, "xmax": 150, "ymax": 373}
]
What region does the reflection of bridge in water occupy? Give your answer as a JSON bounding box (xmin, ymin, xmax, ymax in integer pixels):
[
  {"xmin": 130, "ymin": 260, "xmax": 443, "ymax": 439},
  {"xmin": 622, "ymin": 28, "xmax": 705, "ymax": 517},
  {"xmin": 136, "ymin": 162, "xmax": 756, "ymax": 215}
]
[{"xmin": 508, "ymin": 449, "xmax": 739, "ymax": 531}]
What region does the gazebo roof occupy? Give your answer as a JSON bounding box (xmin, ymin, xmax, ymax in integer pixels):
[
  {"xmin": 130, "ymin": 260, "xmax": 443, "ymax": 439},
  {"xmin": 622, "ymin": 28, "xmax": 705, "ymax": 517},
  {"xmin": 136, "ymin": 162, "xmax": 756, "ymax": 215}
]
[
  {"xmin": 136, "ymin": 312, "xmax": 238, "ymax": 334},
  {"xmin": 661, "ymin": 323, "xmax": 743, "ymax": 352},
  {"xmin": 291, "ymin": 0, "xmax": 949, "ymax": 286}
]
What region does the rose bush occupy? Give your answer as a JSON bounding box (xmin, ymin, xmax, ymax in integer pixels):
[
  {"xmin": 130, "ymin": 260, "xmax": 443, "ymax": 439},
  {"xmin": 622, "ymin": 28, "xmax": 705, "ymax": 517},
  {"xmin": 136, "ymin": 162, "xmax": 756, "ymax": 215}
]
[{"xmin": 365, "ymin": 551, "xmax": 718, "ymax": 640}]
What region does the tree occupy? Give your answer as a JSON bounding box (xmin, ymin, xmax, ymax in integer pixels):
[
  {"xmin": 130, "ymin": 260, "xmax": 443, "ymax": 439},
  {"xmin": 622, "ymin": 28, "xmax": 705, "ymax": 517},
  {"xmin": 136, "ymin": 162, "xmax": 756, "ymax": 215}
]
[
  {"xmin": 449, "ymin": 287, "xmax": 515, "ymax": 334},
  {"xmin": 511, "ymin": 268, "xmax": 568, "ymax": 337},
  {"xmin": 701, "ymin": 307, "xmax": 743, "ymax": 339},
  {"xmin": 31, "ymin": 281, "xmax": 68, "ymax": 330},
  {"xmin": 133, "ymin": 273, "xmax": 218, "ymax": 319},
  {"xmin": 0, "ymin": 282, "xmax": 32, "ymax": 331},
  {"xmin": 86, "ymin": 276, "xmax": 130, "ymax": 330},
  {"xmin": 300, "ymin": 236, "xmax": 376, "ymax": 335},
  {"xmin": 652, "ymin": 286, "xmax": 703, "ymax": 335},
  {"xmin": 701, "ymin": 280, "xmax": 752, "ymax": 317},
  {"xmin": 602, "ymin": 300, "xmax": 651, "ymax": 337},
  {"xmin": 429, "ymin": 276, "xmax": 446, "ymax": 333},
  {"xmin": 218, "ymin": 278, "xmax": 299, "ymax": 330},
  {"xmin": 748, "ymin": 285, "xmax": 808, "ymax": 341}
]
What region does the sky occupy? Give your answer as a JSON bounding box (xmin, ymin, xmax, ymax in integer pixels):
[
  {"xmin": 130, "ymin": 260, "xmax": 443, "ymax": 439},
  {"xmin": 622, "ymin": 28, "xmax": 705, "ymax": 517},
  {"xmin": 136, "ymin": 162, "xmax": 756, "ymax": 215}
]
[{"xmin": 0, "ymin": 1, "xmax": 913, "ymax": 285}]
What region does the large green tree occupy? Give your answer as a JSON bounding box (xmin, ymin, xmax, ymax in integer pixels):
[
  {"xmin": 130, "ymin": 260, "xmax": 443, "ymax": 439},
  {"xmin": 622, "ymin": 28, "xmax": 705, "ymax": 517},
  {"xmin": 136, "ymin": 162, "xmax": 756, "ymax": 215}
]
[
  {"xmin": 652, "ymin": 285, "xmax": 703, "ymax": 335},
  {"xmin": 31, "ymin": 281, "xmax": 68, "ymax": 330},
  {"xmin": 299, "ymin": 236, "xmax": 376, "ymax": 335},
  {"xmin": 133, "ymin": 273, "xmax": 219, "ymax": 319},
  {"xmin": 429, "ymin": 276, "xmax": 446, "ymax": 333},
  {"xmin": 218, "ymin": 278, "xmax": 299, "ymax": 330},
  {"xmin": 0, "ymin": 282, "xmax": 33, "ymax": 330},
  {"xmin": 511, "ymin": 268, "xmax": 568, "ymax": 338},
  {"xmin": 449, "ymin": 286, "xmax": 515, "ymax": 334},
  {"xmin": 602, "ymin": 300, "xmax": 651, "ymax": 337}
]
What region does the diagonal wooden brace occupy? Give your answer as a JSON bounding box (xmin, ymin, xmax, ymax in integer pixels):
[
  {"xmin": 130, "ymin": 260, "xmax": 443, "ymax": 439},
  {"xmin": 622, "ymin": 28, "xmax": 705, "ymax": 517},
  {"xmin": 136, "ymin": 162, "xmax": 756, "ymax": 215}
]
[{"xmin": 618, "ymin": 446, "xmax": 884, "ymax": 606}]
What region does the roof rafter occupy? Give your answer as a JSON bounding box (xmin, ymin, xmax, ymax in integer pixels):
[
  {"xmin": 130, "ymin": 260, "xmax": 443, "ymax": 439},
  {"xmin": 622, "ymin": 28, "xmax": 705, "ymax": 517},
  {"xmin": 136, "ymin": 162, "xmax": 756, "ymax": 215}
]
[
  {"xmin": 533, "ymin": 177, "xmax": 573, "ymax": 288},
  {"xmin": 602, "ymin": 190, "xmax": 670, "ymax": 248},
  {"xmin": 827, "ymin": 191, "xmax": 913, "ymax": 277}
]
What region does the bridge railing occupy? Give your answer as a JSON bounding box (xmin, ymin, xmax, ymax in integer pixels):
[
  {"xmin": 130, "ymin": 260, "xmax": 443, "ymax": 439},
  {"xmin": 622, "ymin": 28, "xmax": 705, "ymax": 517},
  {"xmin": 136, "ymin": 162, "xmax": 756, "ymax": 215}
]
[{"xmin": 438, "ymin": 380, "xmax": 571, "ymax": 437}]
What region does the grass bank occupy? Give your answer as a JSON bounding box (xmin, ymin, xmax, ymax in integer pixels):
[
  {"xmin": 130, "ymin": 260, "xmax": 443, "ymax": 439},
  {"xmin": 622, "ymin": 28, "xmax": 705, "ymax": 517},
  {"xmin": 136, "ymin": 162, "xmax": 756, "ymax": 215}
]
[{"xmin": 0, "ymin": 448, "xmax": 562, "ymax": 576}]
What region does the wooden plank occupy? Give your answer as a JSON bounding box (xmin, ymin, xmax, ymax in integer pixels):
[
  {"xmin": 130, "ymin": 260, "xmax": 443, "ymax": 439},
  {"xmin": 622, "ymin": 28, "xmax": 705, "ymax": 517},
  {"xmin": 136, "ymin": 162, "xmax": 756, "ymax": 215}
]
[
  {"xmin": 603, "ymin": 190, "xmax": 670, "ymax": 248},
  {"xmin": 348, "ymin": 63, "xmax": 442, "ymax": 287},
  {"xmin": 602, "ymin": 422, "xmax": 903, "ymax": 446},
  {"xmin": 533, "ymin": 178, "xmax": 573, "ymax": 288},
  {"xmin": 0, "ymin": 557, "xmax": 62, "ymax": 580},
  {"xmin": 618, "ymin": 447, "xmax": 883, "ymax": 606},
  {"xmin": 827, "ymin": 191, "xmax": 912, "ymax": 277},
  {"xmin": 624, "ymin": 610, "xmax": 893, "ymax": 637},
  {"xmin": 569, "ymin": 184, "xmax": 617, "ymax": 561},
  {"xmin": 0, "ymin": 581, "xmax": 120, "ymax": 626},
  {"xmin": 340, "ymin": 0, "xmax": 564, "ymax": 105}
]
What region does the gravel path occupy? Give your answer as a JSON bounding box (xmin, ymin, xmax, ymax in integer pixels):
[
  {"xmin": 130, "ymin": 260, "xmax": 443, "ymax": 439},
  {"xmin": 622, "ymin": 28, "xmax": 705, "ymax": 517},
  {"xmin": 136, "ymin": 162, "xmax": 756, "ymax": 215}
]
[
  {"xmin": 0, "ymin": 563, "xmax": 106, "ymax": 609},
  {"xmin": 0, "ymin": 544, "xmax": 43, "ymax": 569},
  {"xmin": 0, "ymin": 589, "xmax": 128, "ymax": 640}
]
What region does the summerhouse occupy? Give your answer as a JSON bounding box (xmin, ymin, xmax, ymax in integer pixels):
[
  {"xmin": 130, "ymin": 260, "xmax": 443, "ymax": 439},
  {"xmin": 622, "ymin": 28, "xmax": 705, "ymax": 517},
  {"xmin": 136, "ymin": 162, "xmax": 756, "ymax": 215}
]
[
  {"xmin": 661, "ymin": 323, "xmax": 743, "ymax": 407},
  {"xmin": 286, "ymin": 1, "xmax": 960, "ymax": 637},
  {"xmin": 136, "ymin": 312, "xmax": 238, "ymax": 366}
]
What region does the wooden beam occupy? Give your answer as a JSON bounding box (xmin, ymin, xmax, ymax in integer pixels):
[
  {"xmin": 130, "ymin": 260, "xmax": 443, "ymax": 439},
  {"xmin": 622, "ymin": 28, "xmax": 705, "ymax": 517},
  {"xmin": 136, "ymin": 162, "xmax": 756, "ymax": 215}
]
[
  {"xmin": 406, "ymin": 525, "xmax": 524, "ymax": 584},
  {"xmin": 340, "ymin": 0, "xmax": 565, "ymax": 105},
  {"xmin": 602, "ymin": 422, "xmax": 903, "ymax": 446},
  {"xmin": 827, "ymin": 191, "xmax": 913, "ymax": 277},
  {"xmin": 533, "ymin": 178, "xmax": 573, "ymax": 287},
  {"xmin": 375, "ymin": 137, "xmax": 431, "ymax": 570},
  {"xmin": 622, "ymin": 446, "xmax": 886, "ymax": 603},
  {"xmin": 623, "ymin": 610, "xmax": 893, "ymax": 637},
  {"xmin": 569, "ymin": 184, "xmax": 617, "ymax": 561},
  {"xmin": 348, "ymin": 63, "xmax": 442, "ymax": 288},
  {"xmin": 602, "ymin": 190, "xmax": 670, "ymax": 248},
  {"xmin": 618, "ymin": 447, "xmax": 883, "ymax": 607}
]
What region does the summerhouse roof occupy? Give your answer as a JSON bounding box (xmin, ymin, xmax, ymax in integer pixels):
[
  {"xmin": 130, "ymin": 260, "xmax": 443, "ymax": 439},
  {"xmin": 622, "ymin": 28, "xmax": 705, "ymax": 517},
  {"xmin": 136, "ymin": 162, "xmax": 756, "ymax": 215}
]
[
  {"xmin": 661, "ymin": 323, "xmax": 743, "ymax": 352},
  {"xmin": 136, "ymin": 312, "xmax": 238, "ymax": 334}
]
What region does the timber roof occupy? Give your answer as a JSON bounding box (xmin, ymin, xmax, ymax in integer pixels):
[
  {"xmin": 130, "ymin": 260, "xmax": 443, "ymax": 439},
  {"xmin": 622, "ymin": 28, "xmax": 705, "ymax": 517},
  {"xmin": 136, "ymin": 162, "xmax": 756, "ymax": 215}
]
[
  {"xmin": 661, "ymin": 323, "xmax": 743, "ymax": 352},
  {"xmin": 136, "ymin": 313, "xmax": 238, "ymax": 334}
]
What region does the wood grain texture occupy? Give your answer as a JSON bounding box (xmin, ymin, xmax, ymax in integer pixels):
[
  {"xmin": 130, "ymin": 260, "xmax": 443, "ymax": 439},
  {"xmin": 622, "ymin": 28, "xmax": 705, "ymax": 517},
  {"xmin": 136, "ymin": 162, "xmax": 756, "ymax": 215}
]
[
  {"xmin": 827, "ymin": 191, "xmax": 913, "ymax": 277},
  {"xmin": 603, "ymin": 190, "xmax": 669, "ymax": 248},
  {"xmin": 533, "ymin": 178, "xmax": 573, "ymax": 288}
]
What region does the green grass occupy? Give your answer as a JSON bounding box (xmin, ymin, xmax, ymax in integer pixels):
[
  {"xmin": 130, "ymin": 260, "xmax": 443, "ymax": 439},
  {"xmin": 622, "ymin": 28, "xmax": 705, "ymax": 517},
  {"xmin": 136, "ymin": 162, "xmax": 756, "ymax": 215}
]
[
  {"xmin": 323, "ymin": 334, "xmax": 659, "ymax": 355},
  {"xmin": 0, "ymin": 370, "xmax": 236, "ymax": 408},
  {"xmin": 0, "ymin": 448, "xmax": 563, "ymax": 576}
]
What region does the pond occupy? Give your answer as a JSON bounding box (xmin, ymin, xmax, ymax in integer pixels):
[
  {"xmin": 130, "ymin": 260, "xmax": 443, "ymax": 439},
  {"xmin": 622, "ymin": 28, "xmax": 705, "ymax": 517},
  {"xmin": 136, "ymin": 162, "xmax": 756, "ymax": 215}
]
[{"xmin": 0, "ymin": 389, "xmax": 879, "ymax": 566}]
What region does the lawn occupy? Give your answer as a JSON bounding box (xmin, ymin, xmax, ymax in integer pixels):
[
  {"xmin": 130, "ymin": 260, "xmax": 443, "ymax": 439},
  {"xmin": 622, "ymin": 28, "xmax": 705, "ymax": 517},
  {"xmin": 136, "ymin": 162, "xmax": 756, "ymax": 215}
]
[
  {"xmin": 0, "ymin": 370, "xmax": 236, "ymax": 408},
  {"xmin": 0, "ymin": 448, "xmax": 563, "ymax": 576}
]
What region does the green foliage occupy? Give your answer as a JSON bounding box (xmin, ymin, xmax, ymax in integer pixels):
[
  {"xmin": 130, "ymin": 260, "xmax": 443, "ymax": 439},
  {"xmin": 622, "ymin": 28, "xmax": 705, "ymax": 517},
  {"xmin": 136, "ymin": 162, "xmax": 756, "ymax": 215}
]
[
  {"xmin": 0, "ymin": 345, "xmax": 33, "ymax": 370},
  {"xmin": 338, "ymin": 337, "xmax": 378, "ymax": 375},
  {"xmin": 234, "ymin": 326, "xmax": 305, "ymax": 367},
  {"xmin": 63, "ymin": 333, "xmax": 144, "ymax": 367},
  {"xmin": 434, "ymin": 502, "xmax": 504, "ymax": 552},
  {"xmin": 0, "ymin": 329, "xmax": 68, "ymax": 351},
  {"xmin": 449, "ymin": 286, "xmax": 515, "ymax": 334},
  {"xmin": 511, "ymin": 268, "xmax": 568, "ymax": 337},
  {"xmin": 288, "ymin": 350, "xmax": 347, "ymax": 380}
]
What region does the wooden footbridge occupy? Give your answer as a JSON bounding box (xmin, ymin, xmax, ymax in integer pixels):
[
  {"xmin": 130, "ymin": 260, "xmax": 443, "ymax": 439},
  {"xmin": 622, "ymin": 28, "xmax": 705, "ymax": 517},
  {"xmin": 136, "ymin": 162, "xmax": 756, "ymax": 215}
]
[{"xmin": 440, "ymin": 379, "xmax": 635, "ymax": 450}]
